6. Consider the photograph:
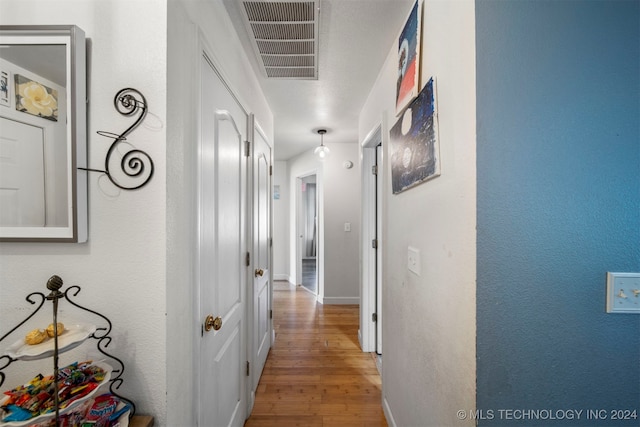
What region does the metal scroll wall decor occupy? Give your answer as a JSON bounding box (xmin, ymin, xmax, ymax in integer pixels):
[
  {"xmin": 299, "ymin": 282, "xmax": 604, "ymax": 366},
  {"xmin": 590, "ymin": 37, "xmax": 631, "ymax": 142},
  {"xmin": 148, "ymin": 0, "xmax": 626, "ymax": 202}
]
[{"xmin": 81, "ymin": 88, "xmax": 154, "ymax": 190}]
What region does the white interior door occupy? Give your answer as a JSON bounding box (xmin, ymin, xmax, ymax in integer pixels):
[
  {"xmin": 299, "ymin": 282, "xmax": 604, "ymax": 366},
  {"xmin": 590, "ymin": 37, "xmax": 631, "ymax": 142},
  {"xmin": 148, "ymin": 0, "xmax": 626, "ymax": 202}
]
[
  {"xmin": 198, "ymin": 53, "xmax": 247, "ymax": 427},
  {"xmin": 0, "ymin": 117, "xmax": 46, "ymax": 226},
  {"xmin": 249, "ymin": 124, "xmax": 272, "ymax": 405}
]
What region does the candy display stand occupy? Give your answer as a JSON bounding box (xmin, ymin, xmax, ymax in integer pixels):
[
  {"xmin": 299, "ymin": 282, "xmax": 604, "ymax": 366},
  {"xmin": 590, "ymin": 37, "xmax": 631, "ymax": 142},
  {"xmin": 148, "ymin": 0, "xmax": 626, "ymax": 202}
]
[{"xmin": 0, "ymin": 275, "xmax": 136, "ymax": 426}]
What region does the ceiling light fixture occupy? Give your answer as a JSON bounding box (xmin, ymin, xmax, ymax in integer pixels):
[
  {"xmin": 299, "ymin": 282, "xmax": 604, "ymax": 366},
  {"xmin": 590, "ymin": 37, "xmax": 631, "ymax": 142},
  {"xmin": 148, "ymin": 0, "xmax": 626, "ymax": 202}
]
[{"xmin": 314, "ymin": 129, "xmax": 330, "ymax": 159}]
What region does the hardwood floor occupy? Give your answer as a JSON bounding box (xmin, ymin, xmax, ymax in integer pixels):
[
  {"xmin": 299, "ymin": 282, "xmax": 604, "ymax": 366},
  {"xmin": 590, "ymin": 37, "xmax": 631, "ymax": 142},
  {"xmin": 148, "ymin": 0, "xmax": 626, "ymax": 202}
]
[{"xmin": 245, "ymin": 281, "xmax": 387, "ymax": 427}]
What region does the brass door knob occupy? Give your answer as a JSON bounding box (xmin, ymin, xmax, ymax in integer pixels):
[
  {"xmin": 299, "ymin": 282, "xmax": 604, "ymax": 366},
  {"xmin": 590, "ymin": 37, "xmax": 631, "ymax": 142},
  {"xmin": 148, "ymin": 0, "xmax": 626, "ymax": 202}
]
[
  {"xmin": 255, "ymin": 268, "xmax": 264, "ymax": 277},
  {"xmin": 204, "ymin": 315, "xmax": 222, "ymax": 331}
]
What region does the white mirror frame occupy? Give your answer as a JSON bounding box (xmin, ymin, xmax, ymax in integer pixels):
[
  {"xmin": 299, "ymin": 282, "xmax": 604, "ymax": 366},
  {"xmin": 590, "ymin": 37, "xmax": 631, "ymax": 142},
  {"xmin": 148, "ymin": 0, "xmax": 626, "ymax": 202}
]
[{"xmin": 0, "ymin": 25, "xmax": 87, "ymax": 242}]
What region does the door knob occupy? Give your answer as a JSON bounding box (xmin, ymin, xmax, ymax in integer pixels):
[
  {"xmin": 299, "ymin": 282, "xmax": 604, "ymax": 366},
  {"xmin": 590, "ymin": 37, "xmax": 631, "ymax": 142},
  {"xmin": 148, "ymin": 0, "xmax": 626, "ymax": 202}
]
[
  {"xmin": 255, "ymin": 268, "xmax": 264, "ymax": 277},
  {"xmin": 204, "ymin": 315, "xmax": 222, "ymax": 332}
]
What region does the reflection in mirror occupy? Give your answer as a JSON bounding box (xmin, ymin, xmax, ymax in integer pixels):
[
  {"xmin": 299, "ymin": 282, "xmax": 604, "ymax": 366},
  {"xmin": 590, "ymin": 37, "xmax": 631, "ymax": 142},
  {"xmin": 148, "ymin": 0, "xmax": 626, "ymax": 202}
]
[{"xmin": 0, "ymin": 26, "xmax": 87, "ymax": 242}]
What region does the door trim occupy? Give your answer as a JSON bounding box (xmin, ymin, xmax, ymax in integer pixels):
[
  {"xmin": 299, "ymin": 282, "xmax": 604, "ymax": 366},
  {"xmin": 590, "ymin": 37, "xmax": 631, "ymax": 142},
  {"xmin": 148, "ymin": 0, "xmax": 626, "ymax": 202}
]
[
  {"xmin": 294, "ymin": 169, "xmax": 323, "ymax": 301},
  {"xmin": 247, "ymin": 116, "xmax": 274, "ymax": 413},
  {"xmin": 360, "ymin": 122, "xmax": 383, "ymax": 353}
]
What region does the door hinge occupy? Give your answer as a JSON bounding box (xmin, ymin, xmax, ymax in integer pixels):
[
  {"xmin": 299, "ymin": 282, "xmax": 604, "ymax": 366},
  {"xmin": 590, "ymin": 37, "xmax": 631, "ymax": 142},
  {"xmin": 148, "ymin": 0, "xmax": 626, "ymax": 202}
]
[
  {"xmin": 244, "ymin": 140, "xmax": 250, "ymax": 157},
  {"xmin": 269, "ymin": 165, "xmax": 273, "ymax": 176},
  {"xmin": 270, "ymin": 237, "xmax": 273, "ymax": 248},
  {"xmin": 246, "ymin": 361, "xmax": 250, "ymax": 376},
  {"xmin": 372, "ymin": 239, "xmax": 378, "ymax": 249},
  {"xmin": 372, "ymin": 313, "xmax": 378, "ymax": 322},
  {"xmin": 372, "ymin": 165, "xmax": 378, "ymax": 175},
  {"xmin": 246, "ymin": 252, "xmax": 250, "ymax": 267},
  {"xmin": 270, "ymin": 309, "xmax": 273, "ymax": 319}
]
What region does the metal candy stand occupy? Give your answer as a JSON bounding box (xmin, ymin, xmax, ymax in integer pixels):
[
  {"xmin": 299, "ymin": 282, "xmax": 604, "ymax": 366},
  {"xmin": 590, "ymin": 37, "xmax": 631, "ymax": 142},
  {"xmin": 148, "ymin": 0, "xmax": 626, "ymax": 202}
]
[{"xmin": 0, "ymin": 275, "xmax": 135, "ymax": 426}]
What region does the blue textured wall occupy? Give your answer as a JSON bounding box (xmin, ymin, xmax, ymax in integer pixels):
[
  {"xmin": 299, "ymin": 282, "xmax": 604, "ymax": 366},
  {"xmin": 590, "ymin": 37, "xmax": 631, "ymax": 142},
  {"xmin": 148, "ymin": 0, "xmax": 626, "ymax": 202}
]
[{"xmin": 476, "ymin": 1, "xmax": 640, "ymax": 425}]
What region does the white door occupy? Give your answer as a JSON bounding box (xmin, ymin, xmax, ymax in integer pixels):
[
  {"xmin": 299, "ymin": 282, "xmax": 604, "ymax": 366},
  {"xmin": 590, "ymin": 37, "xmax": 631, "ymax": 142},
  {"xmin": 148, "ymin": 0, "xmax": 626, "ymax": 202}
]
[
  {"xmin": 249, "ymin": 123, "xmax": 272, "ymax": 405},
  {"xmin": 198, "ymin": 53, "xmax": 247, "ymax": 427},
  {"xmin": 0, "ymin": 117, "xmax": 46, "ymax": 226}
]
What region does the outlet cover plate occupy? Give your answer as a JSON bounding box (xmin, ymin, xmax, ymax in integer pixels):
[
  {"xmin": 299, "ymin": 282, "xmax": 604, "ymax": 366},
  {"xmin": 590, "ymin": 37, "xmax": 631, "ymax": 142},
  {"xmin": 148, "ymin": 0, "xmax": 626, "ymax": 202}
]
[
  {"xmin": 606, "ymin": 272, "xmax": 640, "ymax": 314},
  {"xmin": 408, "ymin": 246, "xmax": 420, "ymax": 276}
]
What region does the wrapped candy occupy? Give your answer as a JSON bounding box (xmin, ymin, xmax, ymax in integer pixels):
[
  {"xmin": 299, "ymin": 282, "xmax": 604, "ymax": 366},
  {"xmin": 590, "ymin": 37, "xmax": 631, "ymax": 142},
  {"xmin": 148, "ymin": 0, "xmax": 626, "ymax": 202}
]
[
  {"xmin": 1, "ymin": 361, "xmax": 107, "ymax": 422},
  {"xmin": 80, "ymin": 394, "xmax": 119, "ymax": 427}
]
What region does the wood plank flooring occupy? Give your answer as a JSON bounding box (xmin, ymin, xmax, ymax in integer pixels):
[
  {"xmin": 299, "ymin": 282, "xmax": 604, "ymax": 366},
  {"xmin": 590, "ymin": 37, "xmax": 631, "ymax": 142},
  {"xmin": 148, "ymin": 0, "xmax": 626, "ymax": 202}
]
[{"xmin": 245, "ymin": 281, "xmax": 387, "ymax": 427}]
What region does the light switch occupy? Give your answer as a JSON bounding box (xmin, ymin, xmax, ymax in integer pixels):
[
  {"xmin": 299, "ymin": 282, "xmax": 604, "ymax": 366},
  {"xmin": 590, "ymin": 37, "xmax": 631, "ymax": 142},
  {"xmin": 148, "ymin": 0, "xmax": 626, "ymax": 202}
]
[
  {"xmin": 606, "ymin": 272, "xmax": 640, "ymax": 313},
  {"xmin": 408, "ymin": 246, "xmax": 420, "ymax": 276},
  {"xmin": 344, "ymin": 222, "xmax": 351, "ymax": 232}
]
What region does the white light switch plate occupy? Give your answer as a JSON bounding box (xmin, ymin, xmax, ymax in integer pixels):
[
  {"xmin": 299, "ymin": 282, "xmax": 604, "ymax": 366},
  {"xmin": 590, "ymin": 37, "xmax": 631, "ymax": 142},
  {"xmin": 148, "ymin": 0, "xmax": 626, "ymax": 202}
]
[
  {"xmin": 408, "ymin": 246, "xmax": 420, "ymax": 276},
  {"xmin": 606, "ymin": 272, "xmax": 640, "ymax": 313}
]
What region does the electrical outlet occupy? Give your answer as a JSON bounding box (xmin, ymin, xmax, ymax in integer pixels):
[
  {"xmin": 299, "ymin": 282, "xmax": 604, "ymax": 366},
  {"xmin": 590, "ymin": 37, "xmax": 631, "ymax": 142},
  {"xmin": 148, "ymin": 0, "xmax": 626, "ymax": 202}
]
[
  {"xmin": 606, "ymin": 272, "xmax": 640, "ymax": 313},
  {"xmin": 408, "ymin": 246, "xmax": 420, "ymax": 276},
  {"xmin": 344, "ymin": 222, "xmax": 351, "ymax": 232}
]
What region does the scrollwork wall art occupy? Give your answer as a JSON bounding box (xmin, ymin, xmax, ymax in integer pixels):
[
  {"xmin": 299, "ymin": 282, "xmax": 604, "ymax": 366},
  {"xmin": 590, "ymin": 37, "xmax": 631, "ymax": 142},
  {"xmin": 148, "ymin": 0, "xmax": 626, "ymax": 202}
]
[{"xmin": 80, "ymin": 88, "xmax": 154, "ymax": 190}]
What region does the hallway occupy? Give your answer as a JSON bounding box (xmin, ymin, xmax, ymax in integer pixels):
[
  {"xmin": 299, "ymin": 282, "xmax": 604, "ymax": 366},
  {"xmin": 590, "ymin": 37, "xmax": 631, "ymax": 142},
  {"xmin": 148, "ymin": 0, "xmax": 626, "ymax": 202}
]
[{"xmin": 245, "ymin": 281, "xmax": 387, "ymax": 427}]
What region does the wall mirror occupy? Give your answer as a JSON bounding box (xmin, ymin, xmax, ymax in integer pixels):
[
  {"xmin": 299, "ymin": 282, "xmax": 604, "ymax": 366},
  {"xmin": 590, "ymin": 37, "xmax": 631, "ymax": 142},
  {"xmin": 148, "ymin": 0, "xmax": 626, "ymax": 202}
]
[{"xmin": 0, "ymin": 25, "xmax": 87, "ymax": 242}]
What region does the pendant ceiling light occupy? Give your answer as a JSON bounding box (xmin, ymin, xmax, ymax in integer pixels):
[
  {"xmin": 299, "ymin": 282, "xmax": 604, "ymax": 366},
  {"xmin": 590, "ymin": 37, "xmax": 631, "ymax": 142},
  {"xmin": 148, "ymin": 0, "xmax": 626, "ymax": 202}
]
[{"xmin": 314, "ymin": 129, "xmax": 330, "ymax": 159}]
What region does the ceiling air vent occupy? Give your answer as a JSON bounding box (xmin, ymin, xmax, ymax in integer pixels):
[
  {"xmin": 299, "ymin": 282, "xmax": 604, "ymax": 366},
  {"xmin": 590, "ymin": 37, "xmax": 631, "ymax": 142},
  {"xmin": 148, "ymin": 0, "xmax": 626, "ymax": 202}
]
[{"xmin": 240, "ymin": 1, "xmax": 320, "ymax": 79}]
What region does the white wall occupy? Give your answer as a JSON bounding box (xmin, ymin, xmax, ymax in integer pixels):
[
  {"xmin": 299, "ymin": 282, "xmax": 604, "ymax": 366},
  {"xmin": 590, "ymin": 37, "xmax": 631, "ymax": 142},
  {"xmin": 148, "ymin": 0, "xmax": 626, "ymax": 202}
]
[
  {"xmin": 272, "ymin": 160, "xmax": 289, "ymax": 281},
  {"xmin": 359, "ymin": 1, "xmax": 476, "ymax": 425},
  {"xmin": 321, "ymin": 143, "xmax": 360, "ymax": 304},
  {"xmin": 166, "ymin": 2, "xmax": 198, "ymax": 425},
  {"xmin": 286, "ymin": 143, "xmax": 360, "ymax": 303},
  {"xmin": 0, "ymin": 0, "xmax": 168, "ymax": 424}
]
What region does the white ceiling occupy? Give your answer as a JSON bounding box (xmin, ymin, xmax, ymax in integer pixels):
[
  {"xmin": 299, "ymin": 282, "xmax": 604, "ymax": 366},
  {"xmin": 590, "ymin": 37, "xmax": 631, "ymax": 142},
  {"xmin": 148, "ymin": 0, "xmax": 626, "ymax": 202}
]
[{"xmin": 223, "ymin": 0, "xmax": 414, "ymax": 160}]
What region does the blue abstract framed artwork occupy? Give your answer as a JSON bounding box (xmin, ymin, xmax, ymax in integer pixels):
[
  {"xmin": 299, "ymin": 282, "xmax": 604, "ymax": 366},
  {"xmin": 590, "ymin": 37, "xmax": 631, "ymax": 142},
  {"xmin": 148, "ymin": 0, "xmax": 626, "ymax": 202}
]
[
  {"xmin": 390, "ymin": 77, "xmax": 440, "ymax": 194},
  {"xmin": 396, "ymin": 0, "xmax": 422, "ymax": 116}
]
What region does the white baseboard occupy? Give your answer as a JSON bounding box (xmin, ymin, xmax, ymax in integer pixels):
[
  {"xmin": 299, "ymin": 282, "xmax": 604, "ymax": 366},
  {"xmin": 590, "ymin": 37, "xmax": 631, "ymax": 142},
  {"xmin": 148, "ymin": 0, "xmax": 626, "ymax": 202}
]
[
  {"xmin": 321, "ymin": 296, "xmax": 359, "ymax": 305},
  {"xmin": 247, "ymin": 391, "xmax": 255, "ymax": 416},
  {"xmin": 273, "ymin": 273, "xmax": 289, "ymax": 281},
  {"xmin": 383, "ymin": 396, "xmax": 396, "ymax": 427}
]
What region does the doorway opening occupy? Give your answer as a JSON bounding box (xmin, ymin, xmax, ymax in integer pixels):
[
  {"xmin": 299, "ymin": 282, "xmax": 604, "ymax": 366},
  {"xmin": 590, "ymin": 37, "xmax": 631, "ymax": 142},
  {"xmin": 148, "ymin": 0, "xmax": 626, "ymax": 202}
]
[
  {"xmin": 297, "ymin": 174, "xmax": 318, "ymax": 295},
  {"xmin": 361, "ymin": 124, "xmax": 383, "ymax": 357}
]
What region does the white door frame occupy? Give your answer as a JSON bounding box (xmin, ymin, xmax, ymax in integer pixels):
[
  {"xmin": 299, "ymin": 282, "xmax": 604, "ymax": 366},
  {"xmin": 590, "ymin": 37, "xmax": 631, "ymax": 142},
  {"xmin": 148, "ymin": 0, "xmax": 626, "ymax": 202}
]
[
  {"xmin": 375, "ymin": 143, "xmax": 383, "ymax": 355},
  {"xmin": 360, "ymin": 121, "xmax": 384, "ymax": 353},
  {"xmin": 247, "ymin": 116, "xmax": 273, "ymax": 412},
  {"xmin": 294, "ymin": 169, "xmax": 323, "ymax": 300},
  {"xmin": 297, "ymin": 173, "xmax": 317, "ymax": 293}
]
